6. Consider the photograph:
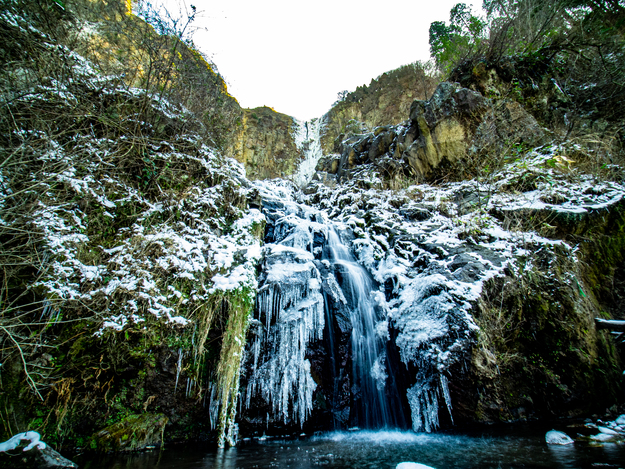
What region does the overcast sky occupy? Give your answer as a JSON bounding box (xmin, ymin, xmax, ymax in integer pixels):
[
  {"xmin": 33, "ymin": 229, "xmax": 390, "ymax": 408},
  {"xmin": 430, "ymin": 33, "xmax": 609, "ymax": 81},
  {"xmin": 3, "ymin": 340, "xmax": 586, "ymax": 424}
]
[{"xmin": 148, "ymin": 0, "xmax": 467, "ymax": 121}]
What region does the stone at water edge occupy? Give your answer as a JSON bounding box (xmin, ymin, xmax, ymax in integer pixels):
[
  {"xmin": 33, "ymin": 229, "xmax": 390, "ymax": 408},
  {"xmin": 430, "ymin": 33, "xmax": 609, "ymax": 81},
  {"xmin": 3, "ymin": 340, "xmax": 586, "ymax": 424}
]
[
  {"xmin": 615, "ymin": 414, "xmax": 625, "ymax": 425},
  {"xmin": 590, "ymin": 432, "xmax": 621, "ymax": 442},
  {"xmin": 597, "ymin": 426, "xmax": 619, "ymax": 435},
  {"xmin": 545, "ymin": 430, "xmax": 574, "ymax": 445},
  {"xmin": 396, "ymin": 463, "xmax": 437, "ymax": 469},
  {"xmin": 87, "ymin": 413, "xmax": 168, "ymax": 452},
  {"xmin": 0, "ymin": 432, "xmax": 77, "ymax": 469}
]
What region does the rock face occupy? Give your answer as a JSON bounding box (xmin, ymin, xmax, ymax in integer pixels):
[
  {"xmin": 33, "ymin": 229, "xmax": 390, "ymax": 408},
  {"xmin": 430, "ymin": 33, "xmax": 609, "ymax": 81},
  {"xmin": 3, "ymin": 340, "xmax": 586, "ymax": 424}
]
[
  {"xmin": 320, "ymin": 81, "xmax": 546, "ymax": 183},
  {"xmin": 69, "ymin": 0, "xmax": 303, "ymax": 181},
  {"xmin": 87, "ymin": 414, "xmax": 168, "ymax": 453},
  {"xmin": 227, "ymin": 107, "xmax": 303, "ymax": 180},
  {"xmin": 321, "ymin": 63, "xmax": 440, "ymax": 154}
]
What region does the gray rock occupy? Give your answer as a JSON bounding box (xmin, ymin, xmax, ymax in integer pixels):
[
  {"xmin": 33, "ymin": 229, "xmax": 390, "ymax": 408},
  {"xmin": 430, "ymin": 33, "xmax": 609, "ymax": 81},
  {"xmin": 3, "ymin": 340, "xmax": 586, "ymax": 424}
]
[
  {"xmin": 0, "ymin": 445, "xmax": 77, "ymax": 469},
  {"xmin": 545, "ymin": 430, "xmax": 574, "ymax": 445}
]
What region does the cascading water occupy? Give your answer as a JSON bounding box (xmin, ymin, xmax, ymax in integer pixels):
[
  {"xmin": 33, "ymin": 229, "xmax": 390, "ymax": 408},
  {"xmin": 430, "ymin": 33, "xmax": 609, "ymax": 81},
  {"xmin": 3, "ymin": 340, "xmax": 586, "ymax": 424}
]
[
  {"xmin": 243, "ymin": 182, "xmax": 408, "ymax": 431},
  {"xmin": 324, "ymin": 227, "xmax": 406, "ymax": 429}
]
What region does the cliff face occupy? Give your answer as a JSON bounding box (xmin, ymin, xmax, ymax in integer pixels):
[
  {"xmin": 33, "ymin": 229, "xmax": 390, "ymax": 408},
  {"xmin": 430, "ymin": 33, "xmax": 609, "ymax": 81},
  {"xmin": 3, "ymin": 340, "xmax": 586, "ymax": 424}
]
[
  {"xmin": 320, "ymin": 63, "xmax": 440, "ymax": 154},
  {"xmin": 226, "ymin": 107, "xmax": 302, "ymax": 180},
  {"xmin": 68, "ymin": 0, "xmax": 302, "ymax": 181}
]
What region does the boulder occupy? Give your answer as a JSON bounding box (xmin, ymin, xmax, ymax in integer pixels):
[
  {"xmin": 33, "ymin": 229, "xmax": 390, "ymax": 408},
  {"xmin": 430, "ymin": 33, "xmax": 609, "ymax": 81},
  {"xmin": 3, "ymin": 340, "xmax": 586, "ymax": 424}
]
[
  {"xmin": 545, "ymin": 430, "xmax": 574, "ymax": 445},
  {"xmin": 396, "ymin": 463, "xmax": 437, "ymax": 469},
  {"xmin": 87, "ymin": 413, "xmax": 168, "ymax": 453},
  {"xmin": 0, "ymin": 432, "xmax": 77, "ymax": 468}
]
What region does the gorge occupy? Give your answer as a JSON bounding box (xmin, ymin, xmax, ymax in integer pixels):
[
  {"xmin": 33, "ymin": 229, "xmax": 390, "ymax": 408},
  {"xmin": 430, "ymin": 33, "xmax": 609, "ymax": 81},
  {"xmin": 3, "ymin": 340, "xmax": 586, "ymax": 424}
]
[{"xmin": 1, "ymin": 0, "xmax": 625, "ymax": 466}]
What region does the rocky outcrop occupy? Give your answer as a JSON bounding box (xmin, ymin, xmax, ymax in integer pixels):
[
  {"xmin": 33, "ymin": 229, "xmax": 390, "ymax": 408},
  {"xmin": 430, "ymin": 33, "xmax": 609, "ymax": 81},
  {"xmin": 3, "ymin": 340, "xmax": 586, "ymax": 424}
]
[
  {"xmin": 227, "ymin": 107, "xmax": 302, "ymax": 180},
  {"xmin": 319, "ymin": 81, "xmax": 546, "ymax": 183},
  {"xmin": 87, "ymin": 414, "xmax": 168, "ymax": 453},
  {"xmin": 321, "ymin": 63, "xmax": 440, "ymax": 155}
]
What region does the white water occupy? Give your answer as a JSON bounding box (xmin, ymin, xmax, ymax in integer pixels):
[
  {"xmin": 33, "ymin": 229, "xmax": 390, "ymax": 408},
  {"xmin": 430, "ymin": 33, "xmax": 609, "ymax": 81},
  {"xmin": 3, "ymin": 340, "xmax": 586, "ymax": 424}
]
[
  {"xmin": 325, "ymin": 227, "xmax": 397, "ymax": 428},
  {"xmin": 293, "ymin": 118, "xmax": 324, "ymax": 187}
]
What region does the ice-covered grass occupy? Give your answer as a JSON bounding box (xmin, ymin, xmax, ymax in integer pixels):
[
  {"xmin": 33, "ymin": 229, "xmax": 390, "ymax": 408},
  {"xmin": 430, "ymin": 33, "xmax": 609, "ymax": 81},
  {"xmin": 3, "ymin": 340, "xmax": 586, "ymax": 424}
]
[{"xmin": 0, "ymin": 12, "xmax": 265, "ymax": 447}]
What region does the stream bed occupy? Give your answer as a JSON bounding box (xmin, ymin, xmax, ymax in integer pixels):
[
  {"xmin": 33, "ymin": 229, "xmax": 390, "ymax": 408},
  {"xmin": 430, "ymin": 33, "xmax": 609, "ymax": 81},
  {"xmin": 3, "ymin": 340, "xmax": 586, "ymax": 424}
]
[{"xmin": 75, "ymin": 425, "xmax": 625, "ymax": 469}]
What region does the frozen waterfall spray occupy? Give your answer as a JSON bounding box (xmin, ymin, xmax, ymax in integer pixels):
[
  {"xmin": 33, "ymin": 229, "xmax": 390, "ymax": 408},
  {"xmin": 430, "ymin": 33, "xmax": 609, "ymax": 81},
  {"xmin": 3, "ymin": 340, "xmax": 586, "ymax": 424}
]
[
  {"xmin": 242, "ymin": 182, "xmax": 462, "ymax": 433},
  {"xmin": 293, "ymin": 118, "xmax": 324, "ymax": 187}
]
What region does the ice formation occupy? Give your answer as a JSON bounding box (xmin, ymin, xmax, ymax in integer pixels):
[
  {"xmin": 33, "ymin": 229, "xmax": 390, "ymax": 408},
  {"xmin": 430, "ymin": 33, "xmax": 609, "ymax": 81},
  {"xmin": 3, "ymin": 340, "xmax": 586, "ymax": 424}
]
[
  {"xmin": 293, "ymin": 118, "xmax": 324, "ymax": 187},
  {"xmin": 244, "ymin": 181, "xmax": 326, "ymax": 426}
]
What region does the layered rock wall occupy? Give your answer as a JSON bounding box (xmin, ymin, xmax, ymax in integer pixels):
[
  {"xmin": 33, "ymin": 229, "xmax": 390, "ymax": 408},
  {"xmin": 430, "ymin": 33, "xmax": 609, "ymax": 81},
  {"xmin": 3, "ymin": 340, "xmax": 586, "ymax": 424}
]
[
  {"xmin": 226, "ymin": 107, "xmax": 302, "ymax": 180},
  {"xmin": 321, "ymin": 63, "xmax": 440, "ymax": 154},
  {"xmin": 318, "ymin": 82, "xmax": 546, "ymax": 183}
]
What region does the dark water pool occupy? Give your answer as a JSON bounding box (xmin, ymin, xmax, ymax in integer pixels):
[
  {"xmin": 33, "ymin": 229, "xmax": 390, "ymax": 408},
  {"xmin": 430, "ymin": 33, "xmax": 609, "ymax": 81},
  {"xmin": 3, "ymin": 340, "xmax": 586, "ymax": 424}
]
[{"xmin": 74, "ymin": 426, "xmax": 625, "ymax": 469}]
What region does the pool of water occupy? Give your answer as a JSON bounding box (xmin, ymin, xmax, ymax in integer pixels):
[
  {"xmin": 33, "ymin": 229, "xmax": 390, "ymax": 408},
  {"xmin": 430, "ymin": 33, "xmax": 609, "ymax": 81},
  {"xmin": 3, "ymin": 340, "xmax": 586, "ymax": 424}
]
[{"xmin": 74, "ymin": 425, "xmax": 625, "ymax": 469}]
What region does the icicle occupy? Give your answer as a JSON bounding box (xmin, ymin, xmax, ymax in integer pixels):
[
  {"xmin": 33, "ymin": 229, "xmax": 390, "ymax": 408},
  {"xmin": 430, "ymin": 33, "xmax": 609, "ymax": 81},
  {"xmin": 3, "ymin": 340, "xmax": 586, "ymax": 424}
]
[
  {"xmin": 244, "ymin": 224, "xmax": 325, "ymax": 427},
  {"xmin": 174, "ymin": 348, "xmax": 183, "ymax": 392},
  {"xmin": 439, "ymin": 374, "xmax": 454, "ymax": 425}
]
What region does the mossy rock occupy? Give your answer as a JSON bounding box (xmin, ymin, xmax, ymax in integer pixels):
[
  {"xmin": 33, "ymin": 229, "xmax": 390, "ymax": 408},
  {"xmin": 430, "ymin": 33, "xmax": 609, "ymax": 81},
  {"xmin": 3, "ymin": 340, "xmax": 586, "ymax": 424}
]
[{"xmin": 87, "ymin": 413, "xmax": 168, "ymax": 453}]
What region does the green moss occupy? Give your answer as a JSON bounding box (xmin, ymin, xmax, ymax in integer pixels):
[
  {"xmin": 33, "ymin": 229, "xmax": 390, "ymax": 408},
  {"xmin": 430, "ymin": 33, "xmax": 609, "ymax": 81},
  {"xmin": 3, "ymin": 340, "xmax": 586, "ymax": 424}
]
[
  {"xmin": 212, "ymin": 287, "xmax": 255, "ymax": 447},
  {"xmin": 87, "ymin": 413, "xmax": 168, "ymax": 453}
]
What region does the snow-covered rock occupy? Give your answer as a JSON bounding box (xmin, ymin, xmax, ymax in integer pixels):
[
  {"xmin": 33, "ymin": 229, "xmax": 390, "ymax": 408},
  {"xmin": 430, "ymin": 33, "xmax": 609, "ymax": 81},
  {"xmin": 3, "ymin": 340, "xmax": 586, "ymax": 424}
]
[
  {"xmin": 396, "ymin": 463, "xmax": 437, "ymax": 469},
  {"xmin": 597, "ymin": 426, "xmax": 619, "ymax": 435},
  {"xmin": 545, "ymin": 430, "xmax": 574, "ymax": 445},
  {"xmin": 590, "ymin": 432, "xmax": 621, "ymax": 442}
]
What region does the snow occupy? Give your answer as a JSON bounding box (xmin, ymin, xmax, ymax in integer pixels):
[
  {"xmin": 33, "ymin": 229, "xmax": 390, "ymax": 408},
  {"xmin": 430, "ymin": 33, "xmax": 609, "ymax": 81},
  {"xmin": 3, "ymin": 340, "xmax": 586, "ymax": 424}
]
[
  {"xmin": 293, "ymin": 118, "xmax": 325, "ymax": 187},
  {"xmin": 545, "ymin": 430, "xmax": 574, "ymax": 445},
  {"xmin": 0, "ymin": 431, "xmax": 46, "ymax": 452},
  {"xmin": 397, "ymin": 464, "xmax": 437, "ymax": 469}
]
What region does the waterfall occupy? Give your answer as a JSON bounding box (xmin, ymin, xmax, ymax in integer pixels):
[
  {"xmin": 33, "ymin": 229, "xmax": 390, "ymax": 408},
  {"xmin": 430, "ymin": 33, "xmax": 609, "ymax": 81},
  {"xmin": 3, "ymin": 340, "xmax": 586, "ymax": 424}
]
[
  {"xmin": 293, "ymin": 118, "xmax": 324, "ymax": 187},
  {"xmin": 324, "ymin": 227, "xmax": 406, "ymax": 429},
  {"xmin": 243, "ymin": 182, "xmax": 408, "ymax": 430}
]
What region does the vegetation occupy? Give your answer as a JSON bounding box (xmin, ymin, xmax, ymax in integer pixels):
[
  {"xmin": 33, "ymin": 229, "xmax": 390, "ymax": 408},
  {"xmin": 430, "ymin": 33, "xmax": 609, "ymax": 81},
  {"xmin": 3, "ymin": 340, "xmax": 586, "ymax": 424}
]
[
  {"xmin": 424, "ymin": 0, "xmax": 625, "ymax": 421},
  {"xmin": 430, "ymin": 1, "xmax": 625, "ymax": 129},
  {"xmin": 0, "ymin": 0, "xmax": 259, "ymax": 449}
]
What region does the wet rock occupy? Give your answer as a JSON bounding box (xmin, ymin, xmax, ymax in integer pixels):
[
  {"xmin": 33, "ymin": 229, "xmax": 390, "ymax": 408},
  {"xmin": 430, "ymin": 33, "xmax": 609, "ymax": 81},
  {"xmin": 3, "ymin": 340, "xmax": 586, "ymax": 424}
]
[
  {"xmin": 545, "ymin": 430, "xmax": 574, "ymax": 445},
  {"xmin": 0, "ymin": 446, "xmax": 77, "ymax": 469},
  {"xmin": 0, "ymin": 432, "xmax": 77, "ymax": 468},
  {"xmin": 396, "ymin": 463, "xmax": 437, "ymax": 469},
  {"xmin": 87, "ymin": 413, "xmax": 168, "ymax": 453}
]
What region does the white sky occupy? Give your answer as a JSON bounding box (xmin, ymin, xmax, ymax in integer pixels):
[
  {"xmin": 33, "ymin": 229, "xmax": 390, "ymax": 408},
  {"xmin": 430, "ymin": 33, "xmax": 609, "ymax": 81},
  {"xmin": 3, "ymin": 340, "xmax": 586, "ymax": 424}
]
[{"xmin": 149, "ymin": 0, "xmax": 465, "ymax": 121}]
